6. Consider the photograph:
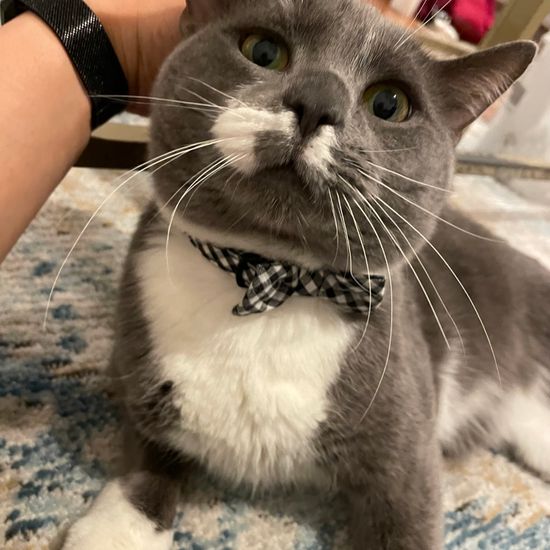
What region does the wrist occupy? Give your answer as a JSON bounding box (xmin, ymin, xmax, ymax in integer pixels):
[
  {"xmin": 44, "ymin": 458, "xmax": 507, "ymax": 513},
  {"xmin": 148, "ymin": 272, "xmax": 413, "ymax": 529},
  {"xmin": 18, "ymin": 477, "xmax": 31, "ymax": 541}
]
[
  {"xmin": 84, "ymin": 0, "xmax": 184, "ymax": 99},
  {"xmin": 83, "ymin": 0, "xmax": 139, "ymax": 93},
  {"xmin": 7, "ymin": 0, "xmax": 130, "ymax": 127}
]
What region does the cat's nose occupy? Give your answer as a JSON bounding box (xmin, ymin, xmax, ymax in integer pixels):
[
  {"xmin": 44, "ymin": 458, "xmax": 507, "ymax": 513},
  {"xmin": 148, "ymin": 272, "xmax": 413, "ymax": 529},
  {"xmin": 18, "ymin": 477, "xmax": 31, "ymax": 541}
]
[
  {"xmin": 286, "ymin": 100, "xmax": 341, "ymax": 139},
  {"xmin": 283, "ymin": 71, "xmax": 348, "ymax": 139}
]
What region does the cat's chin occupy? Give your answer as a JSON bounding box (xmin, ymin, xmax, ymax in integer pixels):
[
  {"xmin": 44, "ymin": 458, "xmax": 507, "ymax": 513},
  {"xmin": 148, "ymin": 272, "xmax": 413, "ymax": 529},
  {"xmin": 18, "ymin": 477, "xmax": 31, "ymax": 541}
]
[
  {"xmin": 247, "ymin": 161, "xmax": 332, "ymax": 197},
  {"xmin": 161, "ymin": 212, "xmax": 335, "ymax": 271}
]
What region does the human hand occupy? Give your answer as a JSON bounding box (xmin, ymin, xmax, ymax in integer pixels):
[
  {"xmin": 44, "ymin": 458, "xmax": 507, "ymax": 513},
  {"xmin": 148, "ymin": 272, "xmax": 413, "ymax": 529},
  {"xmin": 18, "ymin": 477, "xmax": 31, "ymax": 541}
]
[{"xmin": 85, "ymin": 0, "xmax": 185, "ymax": 114}]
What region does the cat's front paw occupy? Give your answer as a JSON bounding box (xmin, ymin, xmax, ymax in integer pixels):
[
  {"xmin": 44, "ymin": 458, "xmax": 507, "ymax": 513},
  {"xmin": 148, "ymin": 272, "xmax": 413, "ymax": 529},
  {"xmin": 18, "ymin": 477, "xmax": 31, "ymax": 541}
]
[{"xmin": 63, "ymin": 480, "xmax": 173, "ymax": 550}]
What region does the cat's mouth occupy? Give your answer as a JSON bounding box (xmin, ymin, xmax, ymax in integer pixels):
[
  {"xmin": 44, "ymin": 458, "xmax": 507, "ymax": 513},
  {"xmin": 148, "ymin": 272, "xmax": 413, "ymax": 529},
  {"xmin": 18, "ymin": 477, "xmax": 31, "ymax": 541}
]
[
  {"xmin": 211, "ymin": 106, "xmax": 337, "ymax": 183},
  {"xmin": 247, "ymin": 131, "xmax": 339, "ymax": 193},
  {"xmin": 252, "ymin": 156, "xmax": 332, "ymax": 193}
]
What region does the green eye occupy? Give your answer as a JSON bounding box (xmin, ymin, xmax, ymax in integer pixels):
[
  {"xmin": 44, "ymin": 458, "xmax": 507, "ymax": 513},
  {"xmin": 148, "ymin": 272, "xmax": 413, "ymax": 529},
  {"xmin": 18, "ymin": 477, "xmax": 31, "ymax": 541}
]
[
  {"xmin": 364, "ymin": 84, "xmax": 411, "ymax": 122},
  {"xmin": 241, "ymin": 34, "xmax": 289, "ymax": 71}
]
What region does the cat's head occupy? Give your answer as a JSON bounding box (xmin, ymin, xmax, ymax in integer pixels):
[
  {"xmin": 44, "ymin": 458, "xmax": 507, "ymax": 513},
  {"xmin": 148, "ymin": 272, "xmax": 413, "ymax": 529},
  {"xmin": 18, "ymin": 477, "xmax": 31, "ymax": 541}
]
[{"xmin": 150, "ymin": 0, "xmax": 535, "ymax": 271}]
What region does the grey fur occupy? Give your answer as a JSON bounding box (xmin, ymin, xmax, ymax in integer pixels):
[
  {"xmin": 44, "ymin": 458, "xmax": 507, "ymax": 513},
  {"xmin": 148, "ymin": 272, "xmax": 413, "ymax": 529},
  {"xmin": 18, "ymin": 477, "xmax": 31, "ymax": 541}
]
[
  {"xmin": 284, "ymin": 70, "xmax": 350, "ymax": 137},
  {"xmin": 71, "ymin": 1, "xmax": 545, "ymax": 549}
]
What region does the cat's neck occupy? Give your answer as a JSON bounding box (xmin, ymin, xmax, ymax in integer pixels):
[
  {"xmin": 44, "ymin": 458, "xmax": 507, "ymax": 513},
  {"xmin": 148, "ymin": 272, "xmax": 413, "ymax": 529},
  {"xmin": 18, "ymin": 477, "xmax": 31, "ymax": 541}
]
[{"xmin": 153, "ymin": 199, "xmax": 328, "ymax": 270}]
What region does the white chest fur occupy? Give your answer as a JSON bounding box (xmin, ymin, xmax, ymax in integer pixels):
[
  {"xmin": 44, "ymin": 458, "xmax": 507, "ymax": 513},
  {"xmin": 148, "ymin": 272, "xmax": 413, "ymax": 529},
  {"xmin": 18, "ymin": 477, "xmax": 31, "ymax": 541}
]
[{"xmin": 136, "ymin": 233, "xmax": 353, "ymax": 488}]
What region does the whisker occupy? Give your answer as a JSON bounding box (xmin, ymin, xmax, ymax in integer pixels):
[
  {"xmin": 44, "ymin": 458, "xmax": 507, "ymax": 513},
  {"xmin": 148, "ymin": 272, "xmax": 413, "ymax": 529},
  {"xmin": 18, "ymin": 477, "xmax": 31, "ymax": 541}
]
[
  {"xmin": 43, "ymin": 138, "xmax": 226, "ymax": 328},
  {"xmin": 154, "ymin": 156, "xmax": 226, "ymax": 219},
  {"xmin": 185, "ymin": 76, "xmax": 249, "ymax": 109},
  {"xmin": 335, "ymin": 192, "xmax": 353, "ymax": 274},
  {"xmin": 176, "ymin": 86, "xmax": 246, "ymax": 121},
  {"xmin": 220, "ymin": 165, "xmax": 242, "ymax": 196},
  {"xmin": 358, "ymin": 146, "xmax": 418, "ymax": 154},
  {"xmin": 177, "ymin": 86, "xmax": 226, "ymax": 111},
  {"xmin": 327, "ymin": 189, "xmax": 341, "ymax": 267},
  {"xmin": 373, "ymin": 196, "xmax": 465, "ymax": 351},
  {"xmin": 343, "ymin": 178, "xmax": 450, "ymax": 348},
  {"xmin": 396, "ymin": 0, "xmax": 430, "ymax": 44},
  {"xmin": 349, "ymin": 158, "xmax": 451, "ymax": 193},
  {"xmin": 296, "ymin": 209, "xmax": 310, "ymax": 250},
  {"xmin": 396, "ymin": 0, "xmax": 454, "ymax": 50},
  {"xmin": 351, "ymin": 197, "xmax": 394, "ymax": 422},
  {"xmin": 230, "ymin": 174, "xmax": 246, "ymax": 203},
  {"xmin": 341, "ymin": 194, "xmax": 373, "ymax": 352},
  {"xmin": 335, "ymin": 146, "xmax": 418, "ymax": 158},
  {"xmin": 337, "ymin": 190, "xmax": 376, "ymax": 295},
  {"xmin": 224, "ymin": 206, "xmax": 255, "ymax": 233},
  {"xmin": 90, "ymin": 94, "xmax": 227, "ymax": 111},
  {"xmin": 180, "ymin": 156, "xmax": 246, "ymax": 218},
  {"xmin": 337, "ymin": 182, "xmax": 375, "ymax": 297},
  {"xmin": 375, "ymin": 194, "xmax": 501, "ymax": 385},
  {"xmin": 368, "ymin": 198, "xmax": 451, "ymax": 349},
  {"xmin": 352, "ymin": 164, "xmax": 502, "ymax": 242},
  {"xmin": 168, "ymin": 155, "xmax": 235, "ymax": 225},
  {"xmin": 180, "ymin": 86, "xmax": 247, "ymax": 121},
  {"xmin": 165, "ymin": 154, "xmax": 245, "ymax": 282}
]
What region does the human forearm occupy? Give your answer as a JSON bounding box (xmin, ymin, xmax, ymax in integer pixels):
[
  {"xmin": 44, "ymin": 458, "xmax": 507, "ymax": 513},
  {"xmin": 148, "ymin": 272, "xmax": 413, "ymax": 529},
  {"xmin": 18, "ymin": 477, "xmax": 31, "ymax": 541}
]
[
  {"xmin": 0, "ymin": 0, "xmax": 183, "ymax": 263},
  {"xmin": 0, "ymin": 12, "xmax": 91, "ymax": 262}
]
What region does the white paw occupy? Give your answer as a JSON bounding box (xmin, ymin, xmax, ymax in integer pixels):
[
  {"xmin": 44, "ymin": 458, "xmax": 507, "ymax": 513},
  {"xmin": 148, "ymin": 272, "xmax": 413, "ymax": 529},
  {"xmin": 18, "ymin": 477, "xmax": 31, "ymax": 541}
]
[
  {"xmin": 499, "ymin": 381, "xmax": 550, "ymax": 479},
  {"xmin": 63, "ymin": 480, "xmax": 173, "ymax": 550}
]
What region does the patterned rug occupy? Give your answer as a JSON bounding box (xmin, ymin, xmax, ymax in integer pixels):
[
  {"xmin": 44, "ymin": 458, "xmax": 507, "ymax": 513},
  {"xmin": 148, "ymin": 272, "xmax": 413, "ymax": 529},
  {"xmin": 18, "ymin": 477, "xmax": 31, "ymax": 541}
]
[{"xmin": 1, "ymin": 168, "xmax": 550, "ymax": 549}]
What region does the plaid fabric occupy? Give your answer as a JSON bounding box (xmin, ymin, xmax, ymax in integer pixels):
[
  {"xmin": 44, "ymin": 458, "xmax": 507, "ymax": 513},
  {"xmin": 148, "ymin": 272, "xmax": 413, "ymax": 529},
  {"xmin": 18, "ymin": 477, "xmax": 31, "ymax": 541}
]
[{"xmin": 189, "ymin": 237, "xmax": 385, "ymax": 316}]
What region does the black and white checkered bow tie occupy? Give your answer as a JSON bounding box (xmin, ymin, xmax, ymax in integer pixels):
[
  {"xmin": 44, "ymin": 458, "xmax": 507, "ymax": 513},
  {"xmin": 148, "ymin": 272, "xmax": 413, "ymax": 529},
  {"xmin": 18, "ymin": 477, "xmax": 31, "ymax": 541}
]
[{"xmin": 189, "ymin": 237, "xmax": 385, "ymax": 316}]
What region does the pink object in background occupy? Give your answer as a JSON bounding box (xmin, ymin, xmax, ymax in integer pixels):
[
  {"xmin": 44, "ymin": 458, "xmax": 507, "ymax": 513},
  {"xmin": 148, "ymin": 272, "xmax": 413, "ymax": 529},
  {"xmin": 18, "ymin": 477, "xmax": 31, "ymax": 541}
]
[{"xmin": 416, "ymin": 0, "xmax": 496, "ymax": 43}]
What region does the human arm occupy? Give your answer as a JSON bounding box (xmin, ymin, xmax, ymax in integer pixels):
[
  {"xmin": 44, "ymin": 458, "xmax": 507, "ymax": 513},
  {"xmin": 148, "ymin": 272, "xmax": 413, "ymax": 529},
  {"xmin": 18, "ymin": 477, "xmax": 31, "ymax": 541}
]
[{"xmin": 0, "ymin": 0, "xmax": 183, "ymax": 263}]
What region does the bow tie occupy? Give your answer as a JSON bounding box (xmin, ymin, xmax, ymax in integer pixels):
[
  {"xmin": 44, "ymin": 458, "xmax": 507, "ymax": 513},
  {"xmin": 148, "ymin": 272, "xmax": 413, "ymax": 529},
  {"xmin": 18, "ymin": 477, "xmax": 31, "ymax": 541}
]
[{"xmin": 189, "ymin": 237, "xmax": 385, "ymax": 316}]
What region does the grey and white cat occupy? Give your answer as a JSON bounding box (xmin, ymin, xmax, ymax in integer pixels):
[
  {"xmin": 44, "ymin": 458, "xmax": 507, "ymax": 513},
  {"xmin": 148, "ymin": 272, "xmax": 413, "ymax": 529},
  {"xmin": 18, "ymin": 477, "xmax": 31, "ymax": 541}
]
[{"xmin": 63, "ymin": 1, "xmax": 546, "ymax": 549}]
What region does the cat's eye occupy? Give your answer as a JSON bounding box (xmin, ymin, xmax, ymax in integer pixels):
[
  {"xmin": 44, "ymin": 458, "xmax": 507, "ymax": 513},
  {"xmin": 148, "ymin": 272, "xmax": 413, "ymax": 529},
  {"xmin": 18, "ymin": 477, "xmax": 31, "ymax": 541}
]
[
  {"xmin": 240, "ymin": 34, "xmax": 289, "ymax": 71},
  {"xmin": 363, "ymin": 84, "xmax": 411, "ymax": 123}
]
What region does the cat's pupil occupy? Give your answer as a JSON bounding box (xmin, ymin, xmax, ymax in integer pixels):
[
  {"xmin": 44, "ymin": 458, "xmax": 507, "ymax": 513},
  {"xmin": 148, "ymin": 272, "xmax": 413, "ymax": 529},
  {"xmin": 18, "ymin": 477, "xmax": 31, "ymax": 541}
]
[
  {"xmin": 372, "ymin": 90, "xmax": 399, "ymax": 120},
  {"xmin": 252, "ymin": 39, "xmax": 279, "ymax": 67}
]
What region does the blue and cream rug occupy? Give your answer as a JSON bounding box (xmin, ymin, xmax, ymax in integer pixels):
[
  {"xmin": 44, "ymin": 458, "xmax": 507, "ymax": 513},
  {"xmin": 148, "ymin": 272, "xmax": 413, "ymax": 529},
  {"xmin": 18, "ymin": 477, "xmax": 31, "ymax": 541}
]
[{"xmin": 1, "ymin": 168, "xmax": 550, "ymax": 549}]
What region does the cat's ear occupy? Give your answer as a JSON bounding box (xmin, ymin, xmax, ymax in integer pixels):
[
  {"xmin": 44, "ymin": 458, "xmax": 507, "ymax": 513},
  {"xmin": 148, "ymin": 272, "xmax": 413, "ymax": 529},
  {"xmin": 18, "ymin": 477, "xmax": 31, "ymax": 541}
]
[
  {"xmin": 180, "ymin": 0, "xmax": 229, "ymax": 34},
  {"xmin": 435, "ymin": 41, "xmax": 537, "ymax": 134}
]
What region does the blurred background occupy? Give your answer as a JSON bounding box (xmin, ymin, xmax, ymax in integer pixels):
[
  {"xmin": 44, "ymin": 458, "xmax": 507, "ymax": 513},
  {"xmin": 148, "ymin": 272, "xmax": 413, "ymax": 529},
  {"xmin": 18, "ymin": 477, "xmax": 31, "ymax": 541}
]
[{"xmin": 368, "ymin": 0, "xmax": 550, "ymax": 203}]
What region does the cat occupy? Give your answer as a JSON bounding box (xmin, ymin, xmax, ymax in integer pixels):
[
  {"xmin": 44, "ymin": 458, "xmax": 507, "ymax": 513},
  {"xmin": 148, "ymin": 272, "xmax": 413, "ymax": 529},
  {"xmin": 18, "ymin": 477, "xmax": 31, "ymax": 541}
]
[{"xmin": 62, "ymin": 0, "xmax": 544, "ymax": 549}]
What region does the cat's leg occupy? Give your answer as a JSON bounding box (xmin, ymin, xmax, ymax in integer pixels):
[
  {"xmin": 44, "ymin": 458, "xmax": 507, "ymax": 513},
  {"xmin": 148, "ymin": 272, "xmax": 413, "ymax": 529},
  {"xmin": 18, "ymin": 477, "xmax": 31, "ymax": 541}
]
[
  {"xmin": 496, "ymin": 369, "xmax": 550, "ymax": 480},
  {"xmin": 436, "ymin": 350, "xmax": 503, "ymax": 457},
  {"xmin": 437, "ymin": 351, "xmax": 550, "ymax": 479},
  {"xmin": 342, "ymin": 447, "xmax": 443, "ymax": 550},
  {"xmin": 63, "ymin": 439, "xmax": 189, "ymax": 550},
  {"xmin": 320, "ymin": 412, "xmax": 443, "ymax": 550},
  {"xmin": 63, "ymin": 475, "xmax": 175, "ymax": 550}
]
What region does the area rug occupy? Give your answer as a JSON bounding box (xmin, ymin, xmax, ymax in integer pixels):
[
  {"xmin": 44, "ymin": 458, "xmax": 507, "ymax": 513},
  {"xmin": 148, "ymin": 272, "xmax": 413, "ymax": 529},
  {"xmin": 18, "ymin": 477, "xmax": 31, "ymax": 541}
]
[{"xmin": 1, "ymin": 168, "xmax": 550, "ymax": 549}]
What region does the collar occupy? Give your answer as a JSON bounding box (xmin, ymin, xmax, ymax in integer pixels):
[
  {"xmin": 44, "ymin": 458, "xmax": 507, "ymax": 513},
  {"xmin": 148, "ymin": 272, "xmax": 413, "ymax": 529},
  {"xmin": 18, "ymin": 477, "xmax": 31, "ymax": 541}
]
[{"xmin": 189, "ymin": 236, "xmax": 385, "ymax": 316}]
